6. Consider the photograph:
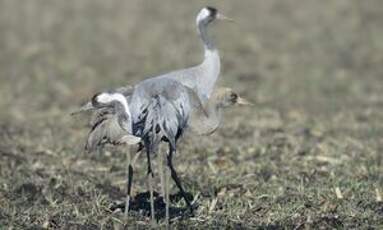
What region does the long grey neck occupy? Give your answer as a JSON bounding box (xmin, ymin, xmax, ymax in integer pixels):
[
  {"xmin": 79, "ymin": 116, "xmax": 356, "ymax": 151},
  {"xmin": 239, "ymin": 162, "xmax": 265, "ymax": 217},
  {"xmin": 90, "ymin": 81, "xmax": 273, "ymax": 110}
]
[
  {"xmin": 198, "ymin": 22, "xmax": 215, "ymax": 50},
  {"xmin": 196, "ymin": 22, "xmax": 221, "ymax": 102}
]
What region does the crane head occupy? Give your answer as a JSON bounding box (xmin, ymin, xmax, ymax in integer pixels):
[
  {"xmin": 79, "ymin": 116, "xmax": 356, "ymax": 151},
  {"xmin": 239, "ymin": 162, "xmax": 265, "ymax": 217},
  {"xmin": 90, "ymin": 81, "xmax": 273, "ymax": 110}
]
[
  {"xmin": 214, "ymin": 88, "xmax": 253, "ymax": 107},
  {"xmin": 92, "ymin": 92, "xmax": 132, "ymax": 118},
  {"xmin": 196, "ymin": 6, "xmax": 234, "ymax": 25},
  {"xmin": 92, "ymin": 92, "xmax": 120, "ymax": 106}
]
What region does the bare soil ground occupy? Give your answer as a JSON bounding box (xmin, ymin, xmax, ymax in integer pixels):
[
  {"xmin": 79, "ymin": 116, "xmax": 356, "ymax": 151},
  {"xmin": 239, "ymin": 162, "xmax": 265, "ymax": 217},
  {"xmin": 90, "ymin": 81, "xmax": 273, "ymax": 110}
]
[{"xmin": 0, "ymin": 0, "xmax": 382, "ymax": 229}]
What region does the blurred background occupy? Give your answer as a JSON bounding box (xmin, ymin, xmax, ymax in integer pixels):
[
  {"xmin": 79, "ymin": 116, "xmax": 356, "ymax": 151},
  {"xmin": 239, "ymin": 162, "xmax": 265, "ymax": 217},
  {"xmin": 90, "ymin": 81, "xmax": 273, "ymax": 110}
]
[{"xmin": 0, "ymin": 0, "xmax": 382, "ymax": 228}]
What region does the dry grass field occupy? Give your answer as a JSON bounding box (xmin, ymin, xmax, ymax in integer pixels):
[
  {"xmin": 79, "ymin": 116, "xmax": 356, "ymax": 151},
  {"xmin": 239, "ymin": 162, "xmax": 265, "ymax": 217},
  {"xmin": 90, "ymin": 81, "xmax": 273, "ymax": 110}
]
[{"xmin": 0, "ymin": 0, "xmax": 383, "ymax": 229}]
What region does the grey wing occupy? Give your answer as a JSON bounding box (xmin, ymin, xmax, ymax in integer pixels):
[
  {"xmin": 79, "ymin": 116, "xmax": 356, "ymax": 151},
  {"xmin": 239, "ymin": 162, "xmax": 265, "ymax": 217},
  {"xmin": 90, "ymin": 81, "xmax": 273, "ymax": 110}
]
[
  {"xmin": 89, "ymin": 107, "xmax": 115, "ymax": 127},
  {"xmin": 85, "ymin": 114, "xmax": 121, "ymax": 152},
  {"xmin": 158, "ymin": 81, "xmax": 193, "ymax": 133}
]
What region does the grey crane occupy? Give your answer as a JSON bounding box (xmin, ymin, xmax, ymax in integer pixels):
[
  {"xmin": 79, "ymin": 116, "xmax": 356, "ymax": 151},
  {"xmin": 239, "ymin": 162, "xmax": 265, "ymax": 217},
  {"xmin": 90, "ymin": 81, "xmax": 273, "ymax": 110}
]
[
  {"xmin": 127, "ymin": 78, "xmax": 192, "ymax": 224},
  {"xmin": 129, "ymin": 77, "xmax": 252, "ymax": 224},
  {"xmin": 84, "ymin": 90, "xmax": 143, "ymax": 218}
]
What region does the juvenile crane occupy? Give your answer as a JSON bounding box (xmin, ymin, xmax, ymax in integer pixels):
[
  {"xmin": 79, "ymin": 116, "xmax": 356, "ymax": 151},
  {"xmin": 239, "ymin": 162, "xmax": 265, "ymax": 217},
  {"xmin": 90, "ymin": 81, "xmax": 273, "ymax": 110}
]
[{"xmin": 154, "ymin": 86, "xmax": 252, "ymax": 223}]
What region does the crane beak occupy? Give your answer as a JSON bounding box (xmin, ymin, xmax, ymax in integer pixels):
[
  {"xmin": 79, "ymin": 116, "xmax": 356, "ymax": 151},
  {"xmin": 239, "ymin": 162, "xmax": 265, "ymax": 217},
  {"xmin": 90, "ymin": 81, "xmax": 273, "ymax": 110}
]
[
  {"xmin": 216, "ymin": 13, "xmax": 235, "ymax": 23},
  {"xmin": 70, "ymin": 102, "xmax": 94, "ymax": 116},
  {"xmin": 237, "ymin": 96, "xmax": 253, "ymax": 106}
]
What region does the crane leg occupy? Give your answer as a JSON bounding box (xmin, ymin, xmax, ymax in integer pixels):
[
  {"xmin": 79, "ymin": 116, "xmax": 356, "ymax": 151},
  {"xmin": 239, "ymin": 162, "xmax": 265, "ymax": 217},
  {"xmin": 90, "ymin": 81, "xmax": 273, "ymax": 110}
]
[
  {"xmin": 157, "ymin": 144, "xmax": 170, "ymax": 226},
  {"xmin": 124, "ymin": 150, "xmax": 133, "ymax": 218},
  {"xmin": 146, "ymin": 149, "xmax": 156, "ymax": 225},
  {"xmin": 158, "ymin": 144, "xmax": 166, "ymax": 200},
  {"xmin": 164, "ymin": 160, "xmax": 170, "ymax": 227},
  {"xmin": 167, "ymin": 146, "xmax": 193, "ymax": 213}
]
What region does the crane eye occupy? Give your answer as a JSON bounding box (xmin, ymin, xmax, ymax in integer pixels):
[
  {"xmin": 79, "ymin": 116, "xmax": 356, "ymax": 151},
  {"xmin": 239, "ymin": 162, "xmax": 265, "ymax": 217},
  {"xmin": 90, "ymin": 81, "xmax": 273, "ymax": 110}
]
[
  {"xmin": 230, "ymin": 93, "xmax": 238, "ymax": 101},
  {"xmin": 91, "ymin": 93, "xmax": 102, "ymax": 106}
]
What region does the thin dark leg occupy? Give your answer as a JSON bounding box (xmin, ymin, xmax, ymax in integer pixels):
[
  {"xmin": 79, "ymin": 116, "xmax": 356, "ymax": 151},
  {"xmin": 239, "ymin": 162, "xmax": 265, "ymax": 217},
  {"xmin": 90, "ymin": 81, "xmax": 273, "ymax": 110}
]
[
  {"xmin": 124, "ymin": 151, "xmax": 133, "ymax": 217},
  {"xmin": 164, "ymin": 163, "xmax": 170, "ymax": 227},
  {"xmin": 127, "ymin": 166, "xmax": 133, "ymax": 195},
  {"xmin": 167, "ymin": 145, "xmax": 193, "ymax": 211},
  {"xmin": 125, "ymin": 165, "xmax": 133, "ymax": 211}
]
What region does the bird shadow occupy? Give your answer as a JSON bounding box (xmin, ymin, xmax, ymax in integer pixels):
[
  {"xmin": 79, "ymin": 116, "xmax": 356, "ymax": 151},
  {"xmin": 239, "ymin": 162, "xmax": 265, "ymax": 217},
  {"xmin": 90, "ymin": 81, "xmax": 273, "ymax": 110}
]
[{"xmin": 109, "ymin": 190, "xmax": 196, "ymax": 221}]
